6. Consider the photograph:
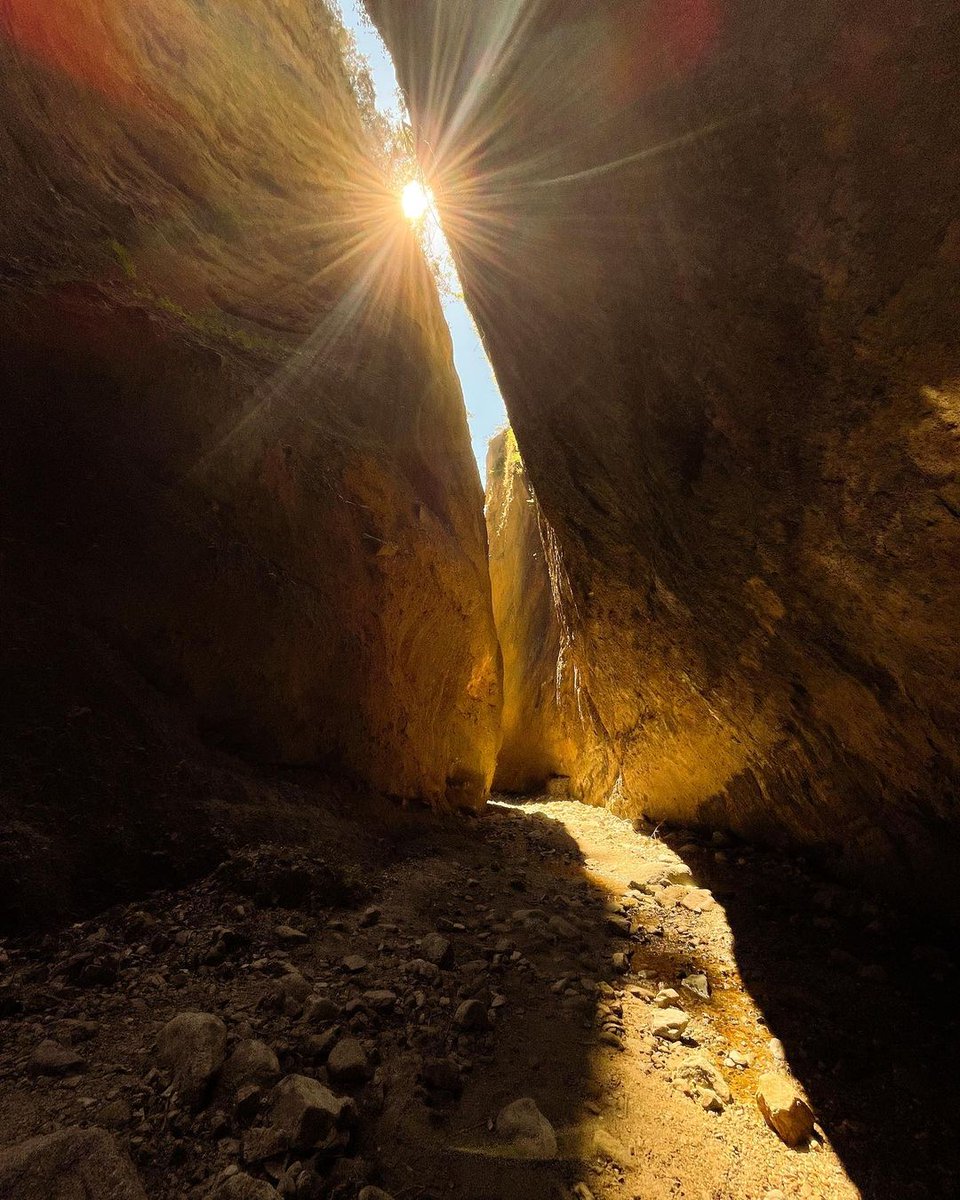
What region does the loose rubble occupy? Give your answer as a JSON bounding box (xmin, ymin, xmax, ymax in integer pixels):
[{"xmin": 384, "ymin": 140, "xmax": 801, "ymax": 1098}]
[{"xmin": 0, "ymin": 798, "xmax": 942, "ymax": 1199}]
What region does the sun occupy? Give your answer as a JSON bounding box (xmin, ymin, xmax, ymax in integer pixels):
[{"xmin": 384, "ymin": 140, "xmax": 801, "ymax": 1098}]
[{"xmin": 401, "ymin": 179, "xmax": 431, "ymax": 222}]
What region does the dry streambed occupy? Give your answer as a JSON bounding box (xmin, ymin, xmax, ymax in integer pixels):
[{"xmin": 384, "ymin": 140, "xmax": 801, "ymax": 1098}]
[{"xmin": 1, "ymin": 796, "xmax": 951, "ymax": 1199}]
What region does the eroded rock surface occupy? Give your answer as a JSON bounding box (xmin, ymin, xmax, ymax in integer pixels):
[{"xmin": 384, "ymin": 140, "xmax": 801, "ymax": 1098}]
[
  {"xmin": 484, "ymin": 429, "xmax": 575, "ymax": 792},
  {"xmin": 0, "ymin": 1127, "xmax": 148, "ymax": 1200},
  {"xmin": 0, "ymin": 0, "xmax": 500, "ymax": 927},
  {"xmin": 370, "ymin": 0, "xmax": 960, "ymax": 894}
]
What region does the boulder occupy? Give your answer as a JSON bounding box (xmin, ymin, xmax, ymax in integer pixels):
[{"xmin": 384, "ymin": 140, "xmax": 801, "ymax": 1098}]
[
  {"xmin": 157, "ymin": 1012, "xmax": 227, "ymax": 1107},
  {"xmin": 244, "ymin": 1075, "xmax": 351, "ymax": 1162},
  {"xmin": 0, "ymin": 1127, "xmax": 147, "ymax": 1199}
]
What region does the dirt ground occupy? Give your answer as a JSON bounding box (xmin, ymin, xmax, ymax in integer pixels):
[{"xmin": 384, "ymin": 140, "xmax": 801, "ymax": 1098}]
[{"xmin": 0, "ymin": 792, "xmax": 956, "ymax": 1199}]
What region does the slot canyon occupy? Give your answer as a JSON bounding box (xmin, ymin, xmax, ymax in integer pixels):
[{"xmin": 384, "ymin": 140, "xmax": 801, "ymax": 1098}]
[{"xmin": 1, "ymin": 1, "xmax": 958, "ymax": 1198}]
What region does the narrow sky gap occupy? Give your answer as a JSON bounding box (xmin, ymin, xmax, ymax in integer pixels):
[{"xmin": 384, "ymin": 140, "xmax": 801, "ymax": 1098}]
[{"xmin": 336, "ymin": 0, "xmax": 507, "ymax": 480}]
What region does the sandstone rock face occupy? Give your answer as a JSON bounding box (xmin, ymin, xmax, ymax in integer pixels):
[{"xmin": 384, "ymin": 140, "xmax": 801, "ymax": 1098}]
[
  {"xmin": 1, "ymin": 1, "xmax": 500, "ymax": 922},
  {"xmin": 370, "ymin": 0, "xmax": 960, "ymax": 893},
  {"xmin": 484, "ymin": 429, "xmax": 575, "ymax": 792}
]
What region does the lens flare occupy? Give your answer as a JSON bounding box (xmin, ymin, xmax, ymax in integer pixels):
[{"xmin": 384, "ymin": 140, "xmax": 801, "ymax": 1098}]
[{"xmin": 401, "ymin": 179, "xmax": 431, "ymax": 221}]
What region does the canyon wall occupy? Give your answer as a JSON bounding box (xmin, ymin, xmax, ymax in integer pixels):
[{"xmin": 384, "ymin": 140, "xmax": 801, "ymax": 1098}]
[
  {"xmin": 370, "ymin": 0, "xmax": 960, "ymax": 888},
  {"xmin": 0, "ymin": 0, "xmax": 499, "ymax": 925},
  {"xmin": 485, "ymin": 429, "xmax": 574, "ymax": 792}
]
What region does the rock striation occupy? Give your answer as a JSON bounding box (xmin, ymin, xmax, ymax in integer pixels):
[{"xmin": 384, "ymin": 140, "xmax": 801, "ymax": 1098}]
[
  {"xmin": 484, "ymin": 429, "xmax": 575, "ymax": 792},
  {"xmin": 0, "ymin": 0, "xmax": 500, "ymax": 925},
  {"xmin": 370, "ymin": 0, "xmax": 960, "ymax": 895}
]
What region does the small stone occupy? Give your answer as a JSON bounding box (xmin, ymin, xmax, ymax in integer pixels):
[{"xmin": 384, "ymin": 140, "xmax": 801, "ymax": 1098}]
[
  {"xmin": 404, "ymin": 958, "xmax": 440, "ymax": 982},
  {"xmin": 275, "ymin": 925, "xmax": 308, "ymax": 945},
  {"xmin": 453, "ymin": 999, "xmax": 488, "ymax": 1031},
  {"xmin": 547, "ymin": 915, "xmax": 578, "ymax": 940},
  {"xmin": 674, "ymin": 1054, "xmax": 731, "ymax": 1109},
  {"xmin": 211, "ymin": 1172, "xmax": 279, "ymax": 1198},
  {"xmin": 680, "ymin": 889, "xmax": 716, "ymax": 913},
  {"xmin": 303, "ymin": 995, "xmax": 339, "ymax": 1024},
  {"xmin": 651, "ymin": 1007, "xmax": 689, "ymax": 1041},
  {"xmin": 421, "ymin": 1057, "xmax": 463, "ymax": 1095},
  {"xmin": 326, "ymin": 1037, "xmax": 370, "ymax": 1088},
  {"xmin": 98, "ymin": 1099, "xmax": 133, "ymax": 1128},
  {"xmin": 681, "ymin": 973, "xmax": 710, "ymax": 1000},
  {"xmin": 757, "ymin": 1073, "xmax": 815, "ymax": 1146},
  {"xmin": 358, "ymin": 1189, "xmax": 395, "ymax": 1200},
  {"xmin": 593, "ymin": 1126, "xmax": 627, "ymax": 1163},
  {"xmin": 271, "ymin": 971, "xmax": 312, "ymax": 1010},
  {"xmin": 494, "ymin": 1097, "xmax": 558, "ymax": 1159},
  {"xmin": 235, "ymin": 1084, "xmax": 264, "ymax": 1121},
  {"xmin": 362, "ymin": 989, "xmax": 398, "ymax": 1011},
  {"xmin": 630, "ymin": 861, "xmax": 693, "ymax": 891},
  {"xmin": 654, "ymin": 988, "xmax": 681, "ymax": 1008},
  {"xmin": 157, "ymin": 1012, "xmax": 227, "ymax": 1108},
  {"xmin": 58, "ymin": 1018, "xmax": 101, "ymax": 1045},
  {"xmin": 303, "ymin": 1028, "xmax": 338, "ymax": 1061},
  {"xmin": 420, "ymin": 933, "xmax": 454, "ymax": 969},
  {"xmin": 28, "ymin": 1039, "xmax": 86, "ymax": 1077},
  {"xmin": 700, "ymin": 1088, "xmax": 724, "ymax": 1112},
  {"xmin": 358, "ymin": 907, "xmax": 381, "ymax": 928},
  {"xmin": 342, "ymin": 955, "xmax": 368, "ymax": 973}
]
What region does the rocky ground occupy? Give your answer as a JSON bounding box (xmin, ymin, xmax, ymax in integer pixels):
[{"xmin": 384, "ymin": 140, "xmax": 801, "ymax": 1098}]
[{"xmin": 0, "ymin": 794, "xmax": 956, "ymax": 1199}]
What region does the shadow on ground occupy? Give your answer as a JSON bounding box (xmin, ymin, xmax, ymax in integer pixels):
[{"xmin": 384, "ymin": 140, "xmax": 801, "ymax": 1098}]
[
  {"xmin": 661, "ymin": 826, "xmax": 959, "ymax": 1200},
  {"xmin": 1, "ymin": 791, "xmax": 651, "ymax": 1200}
]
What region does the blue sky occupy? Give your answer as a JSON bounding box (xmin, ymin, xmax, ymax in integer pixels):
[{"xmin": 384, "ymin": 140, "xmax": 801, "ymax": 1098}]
[{"xmin": 337, "ymin": 0, "xmax": 506, "ymax": 479}]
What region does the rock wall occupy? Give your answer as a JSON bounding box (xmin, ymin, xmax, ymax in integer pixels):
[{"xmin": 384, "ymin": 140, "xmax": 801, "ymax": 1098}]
[
  {"xmin": 484, "ymin": 429, "xmax": 574, "ymax": 792},
  {"xmin": 369, "ymin": 0, "xmax": 960, "ymax": 889},
  {"xmin": 0, "ymin": 0, "xmax": 500, "ymax": 922}
]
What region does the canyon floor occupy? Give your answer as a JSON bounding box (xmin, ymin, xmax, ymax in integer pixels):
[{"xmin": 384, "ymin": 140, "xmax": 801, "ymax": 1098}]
[{"xmin": 0, "ymin": 794, "xmax": 955, "ymax": 1200}]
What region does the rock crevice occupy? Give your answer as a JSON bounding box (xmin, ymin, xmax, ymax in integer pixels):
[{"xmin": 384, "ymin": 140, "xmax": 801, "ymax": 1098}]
[{"xmin": 370, "ymin": 0, "xmax": 960, "ymax": 893}]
